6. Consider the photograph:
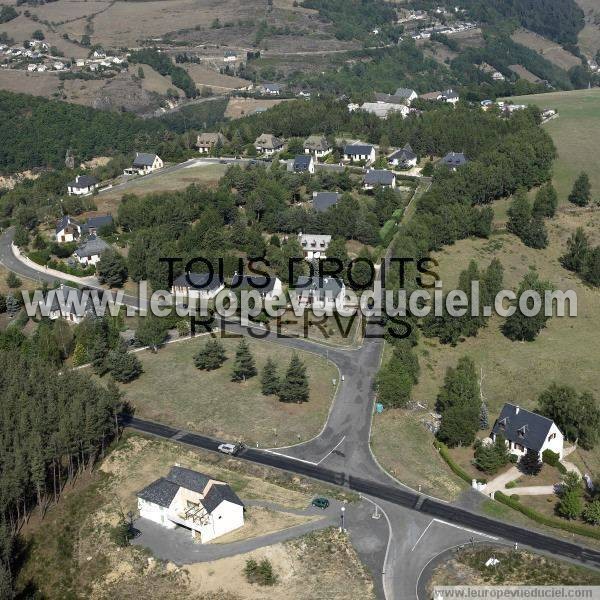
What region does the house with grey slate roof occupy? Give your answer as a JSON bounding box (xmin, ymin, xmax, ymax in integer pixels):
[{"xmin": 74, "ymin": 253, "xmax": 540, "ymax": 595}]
[
  {"xmin": 440, "ymin": 151, "xmax": 468, "ymax": 171},
  {"xmin": 55, "ymin": 215, "xmax": 81, "ymax": 243},
  {"xmin": 388, "ymin": 144, "xmax": 417, "ymax": 169},
  {"xmin": 490, "ymin": 403, "xmax": 564, "ymax": 460},
  {"xmin": 81, "ymin": 214, "xmax": 114, "ymax": 236},
  {"xmin": 292, "ymin": 154, "xmax": 315, "ymax": 173},
  {"xmin": 343, "ymin": 143, "xmax": 376, "ymax": 164},
  {"xmin": 73, "ymin": 235, "xmax": 110, "ymax": 266},
  {"xmin": 312, "ymin": 191, "xmax": 340, "ymax": 213},
  {"xmin": 67, "ymin": 174, "xmax": 99, "ymax": 196},
  {"xmin": 363, "ymin": 169, "xmax": 396, "ymax": 190},
  {"xmin": 171, "ymin": 271, "xmax": 225, "ymax": 300},
  {"xmin": 294, "ymin": 276, "xmax": 346, "ymax": 312},
  {"xmin": 137, "ymin": 465, "xmax": 244, "ymax": 542},
  {"xmin": 41, "ymin": 284, "xmax": 97, "ymax": 324},
  {"xmin": 229, "ymin": 272, "xmax": 283, "ymax": 301},
  {"xmin": 125, "ymin": 152, "xmax": 164, "ymax": 175},
  {"xmin": 298, "ymin": 232, "xmax": 332, "ymax": 261},
  {"xmin": 394, "ymin": 88, "xmax": 418, "ymax": 104}
]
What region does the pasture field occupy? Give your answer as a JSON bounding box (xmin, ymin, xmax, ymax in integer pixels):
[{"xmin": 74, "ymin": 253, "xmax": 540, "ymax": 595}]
[
  {"xmin": 118, "ymin": 334, "xmax": 338, "ymax": 447},
  {"xmin": 576, "ymin": 0, "xmax": 600, "ymax": 61},
  {"xmin": 183, "ymin": 63, "xmax": 251, "ymax": 91},
  {"xmin": 511, "ymin": 29, "xmax": 582, "ymax": 71},
  {"xmin": 509, "ymin": 88, "xmax": 600, "ymax": 202}
]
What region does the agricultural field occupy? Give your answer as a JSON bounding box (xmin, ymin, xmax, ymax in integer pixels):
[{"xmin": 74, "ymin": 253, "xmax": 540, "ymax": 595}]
[
  {"xmin": 372, "ymin": 206, "xmax": 600, "ymax": 501},
  {"xmin": 183, "ymin": 64, "xmax": 251, "ymax": 92},
  {"xmin": 16, "ymin": 433, "xmax": 364, "ymax": 599},
  {"xmin": 511, "ymin": 29, "xmax": 582, "ymax": 71},
  {"xmin": 576, "ymin": 0, "xmax": 600, "ymax": 61},
  {"xmin": 116, "ymin": 334, "xmax": 338, "ymax": 447},
  {"xmin": 508, "ymin": 88, "xmax": 600, "ymax": 202},
  {"xmin": 508, "ymin": 64, "xmax": 543, "ymax": 83},
  {"xmin": 224, "ymin": 96, "xmax": 288, "ymax": 119}
]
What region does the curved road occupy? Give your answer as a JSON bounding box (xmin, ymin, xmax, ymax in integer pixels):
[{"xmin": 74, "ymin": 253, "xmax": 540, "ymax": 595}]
[{"xmin": 3, "ymin": 227, "xmax": 600, "ymax": 599}]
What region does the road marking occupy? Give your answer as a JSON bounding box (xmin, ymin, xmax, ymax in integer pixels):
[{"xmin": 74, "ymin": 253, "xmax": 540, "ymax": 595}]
[
  {"xmin": 411, "ymin": 519, "xmax": 434, "ymax": 551},
  {"xmin": 432, "ymin": 518, "xmax": 499, "ymax": 540},
  {"xmin": 262, "ymin": 435, "xmax": 346, "ymax": 467},
  {"xmin": 316, "ymin": 435, "xmax": 346, "ymax": 465}
]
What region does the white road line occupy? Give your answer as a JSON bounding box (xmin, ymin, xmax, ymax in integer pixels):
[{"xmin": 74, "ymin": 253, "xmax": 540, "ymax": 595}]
[
  {"xmin": 411, "ymin": 519, "xmax": 434, "ymax": 552},
  {"xmin": 316, "ymin": 435, "xmax": 346, "ymax": 465},
  {"xmin": 432, "ymin": 518, "xmax": 499, "ymax": 540}
]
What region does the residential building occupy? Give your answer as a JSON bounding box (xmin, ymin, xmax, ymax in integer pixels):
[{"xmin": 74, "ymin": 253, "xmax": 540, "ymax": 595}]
[
  {"xmin": 357, "ymin": 102, "xmax": 409, "ymax": 119},
  {"xmin": 298, "ymin": 233, "xmax": 331, "ymax": 261},
  {"xmin": 374, "ymin": 92, "xmax": 410, "ymax": 105},
  {"xmin": 81, "ymin": 214, "xmax": 114, "ymax": 236},
  {"xmin": 440, "ymin": 89, "xmax": 459, "ymax": 104},
  {"xmin": 292, "ymin": 154, "xmax": 315, "ymax": 174},
  {"xmin": 229, "ymin": 273, "xmax": 283, "ymax": 301},
  {"xmin": 43, "ymin": 284, "xmax": 96, "ymax": 324},
  {"xmin": 171, "ymin": 271, "xmax": 225, "ymax": 300},
  {"xmin": 67, "ymin": 174, "xmax": 99, "ymax": 196},
  {"xmin": 254, "ymin": 133, "xmax": 284, "ymax": 156},
  {"xmin": 137, "ymin": 466, "xmax": 244, "ymax": 543},
  {"xmin": 73, "ymin": 236, "xmax": 110, "ymax": 266},
  {"xmin": 388, "ymin": 144, "xmax": 417, "ymax": 168},
  {"xmin": 125, "ymin": 152, "xmax": 164, "ymax": 175},
  {"xmin": 490, "ymin": 403, "xmax": 564, "ymax": 460},
  {"xmin": 440, "ymin": 151, "xmax": 468, "ymax": 170},
  {"xmin": 312, "ymin": 191, "xmax": 340, "ymax": 213},
  {"xmin": 363, "ymin": 169, "xmax": 396, "ymax": 190},
  {"xmin": 294, "ymin": 276, "xmax": 346, "ymax": 312},
  {"xmin": 55, "ymin": 216, "xmax": 81, "ymax": 243},
  {"xmin": 393, "ymin": 88, "xmax": 418, "ymax": 104},
  {"xmin": 196, "ymin": 132, "xmax": 227, "ymax": 154},
  {"xmin": 258, "ymin": 82, "xmax": 281, "ymax": 96},
  {"xmin": 303, "ymin": 135, "xmax": 331, "ymax": 158},
  {"xmin": 343, "ymin": 144, "xmax": 376, "ymax": 164},
  {"xmin": 223, "ymin": 50, "xmax": 237, "ymax": 62}
]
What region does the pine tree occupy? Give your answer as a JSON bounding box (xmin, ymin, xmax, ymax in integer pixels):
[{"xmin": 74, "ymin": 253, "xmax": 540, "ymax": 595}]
[
  {"xmin": 557, "ymin": 488, "xmax": 583, "ymax": 520},
  {"xmin": 107, "ymin": 346, "xmax": 143, "ymax": 383},
  {"xmin": 582, "ymin": 246, "xmax": 600, "ymax": 287},
  {"xmin": 136, "ymin": 314, "xmax": 168, "ymax": 352},
  {"xmin": 278, "ymin": 353, "xmax": 309, "ymax": 403},
  {"xmin": 582, "ymin": 499, "xmax": 600, "ymax": 525},
  {"xmin": 568, "ymin": 172, "xmax": 591, "ymax": 206},
  {"xmin": 193, "ymin": 338, "xmax": 227, "ymax": 370},
  {"xmin": 522, "ymin": 214, "xmax": 548, "ymax": 249},
  {"xmin": 520, "ymin": 449, "xmax": 542, "ymax": 476},
  {"xmin": 532, "ymin": 183, "xmax": 558, "ymax": 218},
  {"xmin": 507, "ymin": 190, "xmax": 532, "ymax": 240},
  {"xmin": 5, "ymin": 294, "xmax": 19, "ymax": 316},
  {"xmin": 6, "ymin": 271, "xmax": 21, "ymax": 289},
  {"xmin": 261, "ymin": 358, "xmax": 280, "ymax": 395},
  {"xmin": 0, "ymin": 294, "xmax": 6, "ymax": 314},
  {"xmin": 479, "ymin": 402, "xmax": 489, "ymax": 429},
  {"xmin": 97, "ymin": 249, "xmax": 128, "ymax": 287},
  {"xmin": 90, "ymin": 335, "xmax": 109, "ymax": 376},
  {"xmin": 231, "ymin": 339, "xmax": 257, "ymax": 382},
  {"xmin": 560, "ymin": 228, "xmax": 589, "ymax": 273}
]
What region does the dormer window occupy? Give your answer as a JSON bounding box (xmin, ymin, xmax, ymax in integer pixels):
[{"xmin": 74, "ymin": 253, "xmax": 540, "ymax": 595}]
[
  {"xmin": 498, "ymin": 417, "xmax": 507, "ymax": 430},
  {"xmin": 517, "ymin": 425, "xmax": 528, "ymax": 438}
]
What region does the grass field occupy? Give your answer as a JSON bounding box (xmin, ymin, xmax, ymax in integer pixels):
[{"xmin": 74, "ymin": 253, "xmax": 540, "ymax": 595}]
[
  {"xmin": 507, "ymin": 88, "xmax": 600, "ymax": 202},
  {"xmin": 372, "ymin": 206, "xmax": 600, "ymax": 501},
  {"xmin": 576, "ymin": 0, "xmax": 600, "ymax": 61},
  {"xmin": 511, "ymin": 29, "xmax": 581, "ymax": 71},
  {"xmin": 120, "ymin": 335, "xmax": 338, "ymax": 447}
]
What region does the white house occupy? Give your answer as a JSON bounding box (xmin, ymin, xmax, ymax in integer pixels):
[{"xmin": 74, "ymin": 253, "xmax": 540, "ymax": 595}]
[
  {"xmin": 343, "ymin": 144, "xmax": 376, "ymax": 164},
  {"xmin": 42, "ymin": 284, "xmax": 95, "ymax": 324},
  {"xmin": 196, "ymin": 132, "xmax": 226, "ymax": 154},
  {"xmin": 440, "ymin": 88, "xmax": 459, "ymax": 104},
  {"xmin": 171, "ymin": 271, "xmax": 225, "ymax": 301},
  {"xmin": 137, "ymin": 466, "xmax": 244, "ymax": 543},
  {"xmin": 124, "ymin": 152, "xmax": 163, "ymax": 175},
  {"xmin": 258, "ymin": 82, "xmax": 281, "ymax": 96},
  {"xmin": 440, "ymin": 151, "xmax": 468, "ymax": 171},
  {"xmin": 67, "ymin": 174, "xmax": 99, "ymax": 196},
  {"xmin": 73, "ymin": 236, "xmax": 110, "ymax": 266},
  {"xmin": 388, "ymin": 144, "xmax": 417, "ymax": 169},
  {"xmin": 363, "ymin": 169, "xmax": 396, "ymax": 190},
  {"xmin": 55, "ymin": 216, "xmax": 81, "ymax": 243},
  {"xmin": 223, "ymin": 51, "xmax": 237, "ymax": 62},
  {"xmin": 294, "ymin": 276, "xmax": 346, "ymax": 312},
  {"xmin": 298, "ymin": 233, "xmax": 331, "ymax": 261},
  {"xmin": 358, "ymin": 102, "xmax": 409, "ymax": 119},
  {"xmin": 292, "ymin": 154, "xmax": 315, "ymax": 174},
  {"xmin": 229, "ymin": 272, "xmax": 283, "ymax": 301},
  {"xmin": 490, "ymin": 403, "xmax": 564, "ymax": 460},
  {"xmin": 303, "ymin": 135, "xmax": 331, "ymax": 159},
  {"xmin": 254, "ymin": 133, "xmax": 284, "ymax": 156},
  {"xmin": 394, "ymin": 87, "xmax": 418, "ymax": 104}
]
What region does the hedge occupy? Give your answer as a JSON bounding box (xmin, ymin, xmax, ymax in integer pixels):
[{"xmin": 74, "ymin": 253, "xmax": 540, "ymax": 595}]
[
  {"xmin": 495, "ymin": 491, "xmax": 600, "ymax": 541},
  {"xmin": 433, "ymin": 440, "xmax": 487, "ymax": 485}
]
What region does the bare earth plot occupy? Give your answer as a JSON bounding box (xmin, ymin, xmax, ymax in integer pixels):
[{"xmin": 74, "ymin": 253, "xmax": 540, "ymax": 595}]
[
  {"xmin": 183, "ymin": 63, "xmax": 251, "ymax": 91},
  {"xmin": 508, "ymin": 88, "xmax": 600, "ymax": 201},
  {"xmin": 119, "ymin": 335, "xmax": 338, "ymax": 447},
  {"xmin": 224, "ymin": 97, "xmax": 287, "ymax": 119},
  {"xmin": 508, "ymin": 64, "xmax": 543, "ymax": 83},
  {"xmin": 372, "ymin": 207, "xmax": 600, "ymax": 501},
  {"xmin": 511, "ymin": 28, "xmax": 582, "ymax": 71}
]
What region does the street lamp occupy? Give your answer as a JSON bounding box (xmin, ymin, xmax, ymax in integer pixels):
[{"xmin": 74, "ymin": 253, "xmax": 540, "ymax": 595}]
[{"xmin": 340, "ymin": 506, "xmax": 346, "ymax": 532}]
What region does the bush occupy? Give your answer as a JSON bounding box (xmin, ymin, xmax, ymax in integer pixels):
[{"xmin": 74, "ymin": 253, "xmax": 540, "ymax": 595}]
[
  {"xmin": 434, "ymin": 440, "xmax": 486, "ymax": 484},
  {"xmin": 244, "ymin": 558, "xmax": 278, "ymax": 586},
  {"xmin": 542, "ymin": 448, "xmax": 560, "ymax": 467}
]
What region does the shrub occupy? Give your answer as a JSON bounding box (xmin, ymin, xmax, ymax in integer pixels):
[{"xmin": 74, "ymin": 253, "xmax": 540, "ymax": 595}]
[
  {"xmin": 542, "ymin": 449, "xmax": 560, "ymax": 467},
  {"xmin": 244, "ymin": 558, "xmax": 278, "ymax": 586},
  {"xmin": 434, "ymin": 440, "xmax": 486, "ymax": 484}
]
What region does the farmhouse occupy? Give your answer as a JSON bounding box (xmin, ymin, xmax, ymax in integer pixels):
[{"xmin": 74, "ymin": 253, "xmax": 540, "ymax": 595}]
[
  {"xmin": 258, "ymin": 82, "xmax": 282, "ymax": 96},
  {"xmin": 490, "ymin": 403, "xmax": 564, "ymax": 460},
  {"xmin": 298, "ymin": 233, "xmax": 332, "ymax": 261},
  {"xmin": 294, "ymin": 276, "xmax": 346, "ymax": 312},
  {"xmin": 388, "ymin": 144, "xmax": 417, "ymax": 168},
  {"xmin": 229, "ymin": 272, "xmax": 283, "ymax": 301},
  {"xmin": 358, "ymin": 102, "xmax": 409, "ymax": 119},
  {"xmin": 196, "ymin": 132, "xmax": 226, "ymax": 154},
  {"xmin": 67, "ymin": 175, "xmax": 99, "ymax": 196},
  {"xmin": 137, "ymin": 466, "xmax": 244, "ymax": 543},
  {"xmin": 363, "ymin": 169, "xmax": 396, "ymax": 190},
  {"xmin": 440, "ymin": 89, "xmax": 459, "ymax": 104},
  {"xmin": 125, "ymin": 153, "xmax": 164, "ymax": 175},
  {"xmin": 312, "ymin": 191, "xmax": 340, "ymax": 213},
  {"xmin": 303, "ymin": 135, "xmax": 331, "ymax": 158},
  {"xmin": 81, "ymin": 214, "xmax": 113, "ymax": 236},
  {"xmin": 73, "ymin": 236, "xmax": 110, "ymax": 266},
  {"xmin": 343, "ymin": 144, "xmax": 376, "ymax": 164},
  {"xmin": 394, "ymin": 88, "xmax": 418, "ymax": 104},
  {"xmin": 55, "ymin": 216, "xmax": 81, "ymax": 243},
  {"xmin": 292, "ymin": 154, "xmax": 315, "ymax": 174},
  {"xmin": 42, "ymin": 284, "xmax": 95, "ymax": 324},
  {"xmin": 440, "ymin": 152, "xmax": 468, "ymax": 170},
  {"xmin": 171, "ymin": 271, "xmax": 225, "ymax": 301},
  {"xmin": 254, "ymin": 133, "xmax": 284, "ymax": 156}
]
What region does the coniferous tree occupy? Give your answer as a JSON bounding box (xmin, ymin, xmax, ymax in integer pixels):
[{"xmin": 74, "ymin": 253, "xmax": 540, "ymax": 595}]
[
  {"xmin": 193, "ymin": 338, "xmax": 226, "ymax": 370},
  {"xmin": 560, "ymin": 227, "xmax": 589, "ymax": 273},
  {"xmin": 582, "ymin": 246, "xmax": 600, "ymax": 287},
  {"xmin": 0, "ymin": 294, "xmax": 6, "ymax": 314},
  {"xmin": 522, "ymin": 214, "xmax": 548, "ymax": 249},
  {"xmin": 568, "ymin": 172, "xmax": 591, "ymax": 206},
  {"xmin": 5, "ymin": 294, "xmax": 19, "ymax": 316},
  {"xmin": 97, "ymin": 249, "xmax": 128, "ymax": 287},
  {"xmin": 261, "ymin": 358, "xmax": 280, "ymax": 395},
  {"xmin": 479, "ymin": 402, "xmax": 489, "ymax": 430},
  {"xmin": 520, "ymin": 449, "xmax": 542, "ymax": 476},
  {"xmin": 507, "ymin": 190, "xmax": 532, "ymax": 240},
  {"xmin": 135, "ymin": 314, "xmax": 168, "ymax": 352},
  {"xmin": 90, "ymin": 334, "xmax": 109, "ymax": 376},
  {"xmin": 107, "ymin": 346, "xmax": 143, "ymax": 383},
  {"xmin": 231, "ymin": 339, "xmax": 257, "ymax": 382},
  {"xmin": 279, "ymin": 353, "xmax": 309, "ymax": 403},
  {"xmin": 532, "ymin": 182, "xmax": 558, "ymax": 218},
  {"xmin": 557, "ymin": 488, "xmax": 583, "ymax": 520},
  {"xmin": 6, "ymin": 271, "xmax": 21, "ymax": 289}
]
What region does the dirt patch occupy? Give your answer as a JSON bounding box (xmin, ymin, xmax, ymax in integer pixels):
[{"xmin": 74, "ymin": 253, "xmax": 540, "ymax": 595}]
[
  {"xmin": 224, "ymin": 97, "xmax": 287, "ymax": 119},
  {"xmin": 511, "ymin": 28, "xmax": 581, "ymax": 71},
  {"xmin": 508, "ymin": 64, "xmax": 543, "ymax": 83},
  {"xmin": 184, "ymin": 64, "xmax": 251, "ymax": 91}
]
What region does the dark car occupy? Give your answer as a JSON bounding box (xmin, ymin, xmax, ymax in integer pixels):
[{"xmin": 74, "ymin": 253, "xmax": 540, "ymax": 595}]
[{"xmin": 311, "ymin": 497, "xmax": 329, "ymax": 510}]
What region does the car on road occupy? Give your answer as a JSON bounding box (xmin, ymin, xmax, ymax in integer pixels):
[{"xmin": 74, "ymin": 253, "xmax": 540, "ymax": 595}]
[
  {"xmin": 217, "ymin": 442, "xmax": 244, "ymax": 455},
  {"xmin": 311, "ymin": 497, "xmax": 330, "ymax": 510}
]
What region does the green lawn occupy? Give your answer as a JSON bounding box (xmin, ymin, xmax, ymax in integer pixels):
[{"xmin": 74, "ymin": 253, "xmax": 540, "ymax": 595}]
[
  {"xmin": 507, "ymin": 88, "xmax": 600, "ymax": 203},
  {"xmin": 121, "ymin": 335, "xmax": 338, "ymax": 447}
]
